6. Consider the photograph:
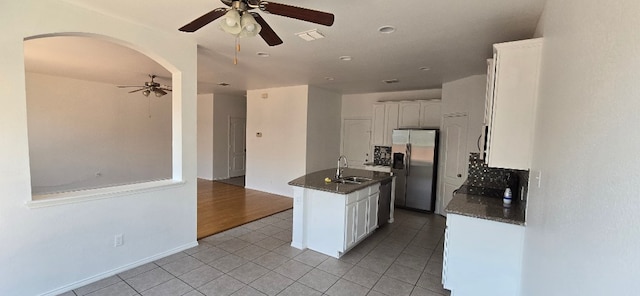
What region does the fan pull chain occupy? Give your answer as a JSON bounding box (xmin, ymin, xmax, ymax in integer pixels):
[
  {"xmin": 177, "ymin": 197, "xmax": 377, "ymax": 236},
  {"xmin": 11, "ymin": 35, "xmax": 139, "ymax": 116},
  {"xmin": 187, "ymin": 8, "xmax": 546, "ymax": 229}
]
[
  {"xmin": 234, "ymin": 38, "xmax": 240, "ymax": 65},
  {"xmin": 148, "ymin": 97, "xmax": 152, "ymax": 118}
]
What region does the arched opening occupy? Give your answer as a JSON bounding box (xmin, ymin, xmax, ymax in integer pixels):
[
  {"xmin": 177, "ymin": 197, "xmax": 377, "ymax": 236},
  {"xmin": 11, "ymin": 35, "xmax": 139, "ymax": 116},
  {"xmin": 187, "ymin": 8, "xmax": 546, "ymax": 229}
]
[{"xmin": 24, "ymin": 34, "xmax": 174, "ymax": 197}]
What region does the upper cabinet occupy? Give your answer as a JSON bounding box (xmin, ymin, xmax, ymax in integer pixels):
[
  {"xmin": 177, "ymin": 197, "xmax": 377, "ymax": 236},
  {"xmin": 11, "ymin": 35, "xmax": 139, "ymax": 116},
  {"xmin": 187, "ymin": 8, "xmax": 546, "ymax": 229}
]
[
  {"xmin": 372, "ymin": 102, "xmax": 399, "ymax": 147},
  {"xmin": 484, "ymin": 38, "xmax": 543, "ymax": 170},
  {"xmin": 398, "ymin": 102, "xmax": 421, "ymax": 128},
  {"xmin": 372, "ymin": 101, "xmax": 442, "ymax": 147}
]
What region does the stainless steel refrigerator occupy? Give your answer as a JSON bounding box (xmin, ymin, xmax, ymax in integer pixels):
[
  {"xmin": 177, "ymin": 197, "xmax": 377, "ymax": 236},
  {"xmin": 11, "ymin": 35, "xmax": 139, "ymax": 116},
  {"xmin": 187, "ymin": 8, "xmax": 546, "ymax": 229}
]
[{"xmin": 391, "ymin": 129, "xmax": 439, "ymax": 212}]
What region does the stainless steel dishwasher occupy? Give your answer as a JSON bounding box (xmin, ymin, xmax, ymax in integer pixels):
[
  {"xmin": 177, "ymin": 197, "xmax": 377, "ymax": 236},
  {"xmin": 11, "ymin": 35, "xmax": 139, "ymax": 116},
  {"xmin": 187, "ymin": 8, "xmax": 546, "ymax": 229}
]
[{"xmin": 378, "ymin": 178, "xmax": 392, "ymax": 226}]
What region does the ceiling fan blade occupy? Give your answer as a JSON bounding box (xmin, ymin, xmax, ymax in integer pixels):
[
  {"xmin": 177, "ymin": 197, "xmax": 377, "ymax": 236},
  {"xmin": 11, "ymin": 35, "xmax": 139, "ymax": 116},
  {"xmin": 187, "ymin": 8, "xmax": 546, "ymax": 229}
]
[
  {"xmin": 128, "ymin": 88, "xmax": 146, "ymax": 93},
  {"xmin": 252, "ymin": 13, "xmax": 283, "ymax": 46},
  {"xmin": 179, "ymin": 8, "xmax": 227, "ymax": 32},
  {"xmin": 117, "ymin": 85, "xmax": 144, "ymax": 88},
  {"xmin": 261, "ymin": 2, "xmax": 334, "ymax": 26}
]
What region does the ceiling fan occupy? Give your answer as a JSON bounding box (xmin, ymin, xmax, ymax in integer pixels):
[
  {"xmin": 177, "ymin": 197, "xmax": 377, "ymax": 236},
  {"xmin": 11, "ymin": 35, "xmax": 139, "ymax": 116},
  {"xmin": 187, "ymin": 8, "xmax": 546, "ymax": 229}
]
[
  {"xmin": 179, "ymin": 0, "xmax": 335, "ymax": 46},
  {"xmin": 117, "ymin": 75, "xmax": 172, "ymax": 97}
]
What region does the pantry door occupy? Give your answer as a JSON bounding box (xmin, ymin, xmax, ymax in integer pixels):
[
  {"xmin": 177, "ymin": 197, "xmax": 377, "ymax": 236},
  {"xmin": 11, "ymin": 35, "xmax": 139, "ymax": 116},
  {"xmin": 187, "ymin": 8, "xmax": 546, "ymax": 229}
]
[
  {"xmin": 439, "ymin": 114, "xmax": 468, "ymax": 215},
  {"xmin": 342, "ymin": 119, "xmax": 371, "ymax": 169}
]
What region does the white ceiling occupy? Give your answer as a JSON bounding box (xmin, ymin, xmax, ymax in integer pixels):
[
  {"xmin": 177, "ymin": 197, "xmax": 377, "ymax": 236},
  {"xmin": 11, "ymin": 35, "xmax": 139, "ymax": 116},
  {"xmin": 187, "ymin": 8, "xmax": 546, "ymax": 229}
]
[{"xmin": 26, "ymin": 0, "xmax": 546, "ymax": 96}]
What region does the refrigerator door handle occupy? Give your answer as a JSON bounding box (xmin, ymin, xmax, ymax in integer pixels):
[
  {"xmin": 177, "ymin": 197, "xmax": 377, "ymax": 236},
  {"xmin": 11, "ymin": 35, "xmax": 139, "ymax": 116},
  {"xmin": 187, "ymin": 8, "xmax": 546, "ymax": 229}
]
[{"xmin": 406, "ymin": 143, "xmax": 411, "ymax": 176}]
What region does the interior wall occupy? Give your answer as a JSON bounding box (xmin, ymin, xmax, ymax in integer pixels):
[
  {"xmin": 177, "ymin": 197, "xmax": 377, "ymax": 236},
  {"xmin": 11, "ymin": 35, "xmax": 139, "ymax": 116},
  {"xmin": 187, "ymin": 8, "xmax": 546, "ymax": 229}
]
[
  {"xmin": 436, "ymin": 74, "xmax": 487, "ymax": 215},
  {"xmin": 521, "ymin": 1, "xmax": 640, "ymax": 295},
  {"xmin": 0, "ymin": 1, "xmax": 198, "ymax": 295},
  {"xmin": 197, "ymin": 93, "xmax": 214, "ymax": 180},
  {"xmin": 212, "ymin": 93, "xmax": 247, "ymax": 180},
  {"xmin": 341, "ymin": 89, "xmax": 442, "ymax": 118},
  {"xmin": 441, "ymin": 74, "xmax": 487, "ymax": 154},
  {"xmin": 306, "ymin": 86, "xmax": 342, "ymax": 173},
  {"xmin": 246, "ymin": 85, "xmax": 308, "ymax": 197}
]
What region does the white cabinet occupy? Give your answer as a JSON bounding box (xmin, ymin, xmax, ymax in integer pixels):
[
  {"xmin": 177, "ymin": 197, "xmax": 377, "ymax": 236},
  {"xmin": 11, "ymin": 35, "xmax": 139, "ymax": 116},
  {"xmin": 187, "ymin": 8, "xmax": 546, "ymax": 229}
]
[
  {"xmin": 443, "ymin": 214, "xmax": 525, "ymax": 296},
  {"xmin": 371, "ymin": 102, "xmax": 398, "ymax": 147},
  {"xmin": 484, "ymin": 38, "xmax": 542, "ymax": 170},
  {"xmin": 372, "ymin": 101, "xmax": 441, "ymax": 148},
  {"xmin": 292, "ymin": 183, "xmax": 381, "ymax": 258},
  {"xmin": 420, "ymin": 101, "xmax": 441, "ymax": 128},
  {"xmin": 398, "ymin": 102, "xmax": 421, "ymax": 128}
]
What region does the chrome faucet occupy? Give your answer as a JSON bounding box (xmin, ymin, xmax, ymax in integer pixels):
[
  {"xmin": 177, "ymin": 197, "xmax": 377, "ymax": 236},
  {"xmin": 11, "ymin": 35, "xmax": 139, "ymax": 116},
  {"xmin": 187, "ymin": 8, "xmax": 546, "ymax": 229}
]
[{"xmin": 336, "ymin": 155, "xmax": 348, "ymax": 179}]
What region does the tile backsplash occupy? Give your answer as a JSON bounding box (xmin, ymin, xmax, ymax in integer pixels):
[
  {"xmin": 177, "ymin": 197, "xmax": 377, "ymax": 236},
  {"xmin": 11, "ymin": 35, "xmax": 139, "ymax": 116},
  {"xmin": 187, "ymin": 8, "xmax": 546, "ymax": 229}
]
[
  {"xmin": 466, "ymin": 153, "xmax": 529, "ymax": 201},
  {"xmin": 374, "ymin": 146, "xmax": 392, "ymax": 166}
]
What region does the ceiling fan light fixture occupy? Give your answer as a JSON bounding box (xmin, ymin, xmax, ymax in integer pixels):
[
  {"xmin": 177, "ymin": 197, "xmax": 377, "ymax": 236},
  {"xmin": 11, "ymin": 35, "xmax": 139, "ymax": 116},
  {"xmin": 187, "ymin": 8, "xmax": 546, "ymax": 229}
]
[
  {"xmin": 142, "ymin": 90, "xmax": 151, "ymax": 97},
  {"xmin": 154, "ymin": 89, "xmax": 167, "ymax": 97},
  {"xmin": 220, "ymin": 8, "xmax": 242, "ymax": 35},
  {"xmin": 239, "ymin": 13, "xmax": 262, "ymax": 38}
]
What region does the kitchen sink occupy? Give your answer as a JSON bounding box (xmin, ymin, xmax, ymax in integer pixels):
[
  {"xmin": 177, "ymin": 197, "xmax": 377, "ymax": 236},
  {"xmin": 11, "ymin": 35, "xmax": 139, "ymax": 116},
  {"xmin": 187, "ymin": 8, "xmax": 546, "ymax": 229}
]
[
  {"xmin": 331, "ymin": 176, "xmax": 373, "ymax": 184},
  {"xmin": 341, "ymin": 176, "xmax": 373, "ymax": 182}
]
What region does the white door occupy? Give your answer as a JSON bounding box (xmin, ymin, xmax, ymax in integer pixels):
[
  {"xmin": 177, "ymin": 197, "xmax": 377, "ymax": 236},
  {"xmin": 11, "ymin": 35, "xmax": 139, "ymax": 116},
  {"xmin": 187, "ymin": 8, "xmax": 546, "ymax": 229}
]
[
  {"xmin": 228, "ymin": 117, "xmax": 246, "ymax": 178},
  {"xmin": 440, "ymin": 114, "xmax": 468, "ymax": 215},
  {"xmin": 342, "ymin": 119, "xmax": 371, "ymax": 168}
]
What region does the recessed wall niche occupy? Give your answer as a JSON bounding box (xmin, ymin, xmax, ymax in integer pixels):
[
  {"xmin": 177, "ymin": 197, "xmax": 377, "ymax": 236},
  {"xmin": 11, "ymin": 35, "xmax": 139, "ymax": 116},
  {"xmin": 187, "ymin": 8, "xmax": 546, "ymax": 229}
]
[{"xmin": 24, "ymin": 35, "xmax": 173, "ymax": 196}]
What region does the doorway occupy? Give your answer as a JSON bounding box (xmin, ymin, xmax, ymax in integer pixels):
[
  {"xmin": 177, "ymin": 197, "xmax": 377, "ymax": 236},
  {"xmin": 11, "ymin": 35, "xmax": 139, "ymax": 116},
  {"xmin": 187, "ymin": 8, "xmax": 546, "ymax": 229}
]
[
  {"xmin": 228, "ymin": 117, "xmax": 246, "ymax": 178},
  {"xmin": 342, "ymin": 118, "xmax": 371, "ymax": 169},
  {"xmin": 439, "ymin": 114, "xmax": 469, "ymax": 215}
]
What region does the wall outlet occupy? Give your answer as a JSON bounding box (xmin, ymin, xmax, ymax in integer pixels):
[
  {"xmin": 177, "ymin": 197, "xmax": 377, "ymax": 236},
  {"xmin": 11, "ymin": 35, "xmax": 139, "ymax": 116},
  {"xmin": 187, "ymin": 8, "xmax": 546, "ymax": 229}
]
[
  {"xmin": 114, "ymin": 234, "xmax": 124, "ymax": 247},
  {"xmin": 535, "ymin": 171, "xmax": 542, "ymax": 188}
]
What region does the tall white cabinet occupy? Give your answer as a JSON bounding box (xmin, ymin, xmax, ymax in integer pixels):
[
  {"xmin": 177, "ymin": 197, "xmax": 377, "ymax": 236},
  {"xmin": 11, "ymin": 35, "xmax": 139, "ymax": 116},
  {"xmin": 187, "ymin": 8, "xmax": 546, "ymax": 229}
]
[
  {"xmin": 483, "ymin": 38, "xmax": 543, "ymax": 170},
  {"xmin": 371, "ymin": 100, "xmax": 441, "ymax": 148}
]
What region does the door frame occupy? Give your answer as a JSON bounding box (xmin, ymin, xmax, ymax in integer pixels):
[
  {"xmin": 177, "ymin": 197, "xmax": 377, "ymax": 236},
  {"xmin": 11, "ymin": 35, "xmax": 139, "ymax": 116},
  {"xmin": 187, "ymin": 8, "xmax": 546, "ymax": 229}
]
[
  {"xmin": 227, "ymin": 116, "xmax": 246, "ymax": 178},
  {"xmin": 341, "ymin": 117, "xmax": 372, "ymax": 168},
  {"xmin": 435, "ymin": 112, "xmax": 469, "ymax": 215}
]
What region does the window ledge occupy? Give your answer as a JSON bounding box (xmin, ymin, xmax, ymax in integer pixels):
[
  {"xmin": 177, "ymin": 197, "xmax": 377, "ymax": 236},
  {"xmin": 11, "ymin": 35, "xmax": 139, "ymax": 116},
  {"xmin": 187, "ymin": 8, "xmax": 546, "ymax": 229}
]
[{"xmin": 26, "ymin": 179, "xmax": 186, "ymax": 209}]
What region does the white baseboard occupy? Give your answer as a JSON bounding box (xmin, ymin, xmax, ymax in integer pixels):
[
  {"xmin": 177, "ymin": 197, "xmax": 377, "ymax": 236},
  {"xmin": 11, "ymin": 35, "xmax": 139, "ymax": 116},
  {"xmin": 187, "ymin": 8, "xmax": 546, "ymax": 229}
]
[{"xmin": 39, "ymin": 241, "xmax": 198, "ymax": 296}]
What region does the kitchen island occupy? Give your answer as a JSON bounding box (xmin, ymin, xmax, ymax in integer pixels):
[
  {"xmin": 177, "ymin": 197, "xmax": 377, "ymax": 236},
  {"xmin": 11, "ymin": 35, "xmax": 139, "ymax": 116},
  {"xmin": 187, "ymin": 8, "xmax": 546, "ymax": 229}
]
[
  {"xmin": 442, "ymin": 185, "xmax": 526, "ymax": 296},
  {"xmin": 288, "ymin": 168, "xmax": 394, "ymax": 258}
]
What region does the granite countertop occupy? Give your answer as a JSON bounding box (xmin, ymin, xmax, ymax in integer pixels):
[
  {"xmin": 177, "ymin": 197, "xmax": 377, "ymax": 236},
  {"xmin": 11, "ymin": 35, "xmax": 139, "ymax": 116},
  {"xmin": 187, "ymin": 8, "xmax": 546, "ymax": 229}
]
[
  {"xmin": 288, "ymin": 168, "xmax": 393, "ymax": 194},
  {"xmin": 363, "ymin": 162, "xmax": 391, "ymax": 167},
  {"xmin": 445, "ymin": 185, "xmax": 526, "ymax": 225}
]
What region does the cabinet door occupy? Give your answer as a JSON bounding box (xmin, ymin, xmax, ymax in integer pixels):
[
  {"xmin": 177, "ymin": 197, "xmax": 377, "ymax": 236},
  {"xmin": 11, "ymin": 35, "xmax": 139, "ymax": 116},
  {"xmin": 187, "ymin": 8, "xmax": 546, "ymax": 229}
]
[
  {"xmin": 398, "ymin": 102, "xmax": 421, "ymax": 128},
  {"xmin": 487, "ymin": 40, "xmax": 542, "ymax": 170},
  {"xmin": 367, "ymin": 193, "xmax": 379, "ymax": 231},
  {"xmin": 355, "ymin": 199, "xmax": 369, "ymax": 242},
  {"xmin": 371, "ymin": 104, "xmax": 385, "ymax": 147},
  {"xmin": 420, "ymin": 102, "xmax": 442, "ymax": 128},
  {"xmin": 345, "ymin": 203, "xmax": 356, "ymax": 249},
  {"xmin": 383, "ymin": 103, "xmax": 399, "ymax": 146}
]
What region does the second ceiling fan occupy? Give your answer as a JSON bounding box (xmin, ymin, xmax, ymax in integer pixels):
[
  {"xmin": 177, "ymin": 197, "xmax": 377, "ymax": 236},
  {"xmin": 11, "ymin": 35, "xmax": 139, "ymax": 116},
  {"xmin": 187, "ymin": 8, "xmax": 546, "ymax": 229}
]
[{"xmin": 179, "ymin": 0, "xmax": 335, "ymax": 46}]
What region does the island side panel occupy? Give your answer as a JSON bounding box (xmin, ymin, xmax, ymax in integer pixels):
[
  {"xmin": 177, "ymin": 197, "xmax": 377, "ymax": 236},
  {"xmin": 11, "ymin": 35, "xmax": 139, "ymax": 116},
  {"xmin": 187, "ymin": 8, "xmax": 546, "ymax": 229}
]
[
  {"xmin": 291, "ymin": 187, "xmax": 306, "ymax": 249},
  {"xmin": 306, "ymin": 190, "xmax": 347, "ymax": 258}
]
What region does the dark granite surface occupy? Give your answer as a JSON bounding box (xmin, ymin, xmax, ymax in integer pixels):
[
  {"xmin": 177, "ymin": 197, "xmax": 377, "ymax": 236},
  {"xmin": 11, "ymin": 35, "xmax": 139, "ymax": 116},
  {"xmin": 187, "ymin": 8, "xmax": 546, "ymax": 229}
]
[
  {"xmin": 288, "ymin": 168, "xmax": 393, "ymax": 194},
  {"xmin": 446, "ymin": 185, "xmax": 526, "ymax": 225}
]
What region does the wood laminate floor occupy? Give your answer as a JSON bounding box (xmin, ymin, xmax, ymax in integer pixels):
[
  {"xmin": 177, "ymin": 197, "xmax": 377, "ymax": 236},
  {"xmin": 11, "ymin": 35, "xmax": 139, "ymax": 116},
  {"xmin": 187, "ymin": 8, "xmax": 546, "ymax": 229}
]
[{"xmin": 197, "ymin": 179, "xmax": 293, "ymax": 239}]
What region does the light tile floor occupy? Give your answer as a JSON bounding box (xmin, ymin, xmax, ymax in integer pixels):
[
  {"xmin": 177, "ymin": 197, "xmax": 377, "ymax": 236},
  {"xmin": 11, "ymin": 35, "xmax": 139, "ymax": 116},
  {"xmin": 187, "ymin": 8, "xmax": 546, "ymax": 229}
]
[{"xmin": 60, "ymin": 209, "xmax": 450, "ymax": 296}]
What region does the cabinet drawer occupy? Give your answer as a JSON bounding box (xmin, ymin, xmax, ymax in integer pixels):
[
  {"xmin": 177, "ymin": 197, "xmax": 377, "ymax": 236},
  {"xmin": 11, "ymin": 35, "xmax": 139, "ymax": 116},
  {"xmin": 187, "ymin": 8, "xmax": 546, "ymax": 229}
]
[{"xmin": 368, "ymin": 184, "xmax": 380, "ymax": 196}]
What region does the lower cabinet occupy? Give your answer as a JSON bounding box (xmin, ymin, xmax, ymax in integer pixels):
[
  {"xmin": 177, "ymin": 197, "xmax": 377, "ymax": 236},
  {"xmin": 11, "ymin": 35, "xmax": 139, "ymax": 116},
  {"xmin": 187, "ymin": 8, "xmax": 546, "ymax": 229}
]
[
  {"xmin": 292, "ymin": 183, "xmax": 380, "ymax": 258},
  {"xmin": 443, "ymin": 214, "xmax": 525, "ymax": 296}
]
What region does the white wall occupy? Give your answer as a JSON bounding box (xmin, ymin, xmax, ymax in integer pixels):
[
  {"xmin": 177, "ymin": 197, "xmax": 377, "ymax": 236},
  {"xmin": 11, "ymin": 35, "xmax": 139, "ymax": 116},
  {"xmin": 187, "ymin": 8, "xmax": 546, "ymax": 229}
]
[
  {"xmin": 306, "ymin": 86, "xmax": 342, "ymax": 173},
  {"xmin": 246, "ymin": 86, "xmax": 308, "ymax": 197},
  {"xmin": 441, "ymin": 74, "xmax": 487, "ymax": 154},
  {"xmin": 27, "ymin": 72, "xmax": 173, "ymax": 193},
  {"xmin": 212, "ymin": 94, "xmax": 247, "ymax": 179},
  {"xmin": 197, "ymin": 93, "xmax": 214, "ymax": 180},
  {"xmin": 342, "ymin": 89, "xmax": 442, "ymax": 118},
  {"xmin": 521, "ymin": 1, "xmax": 640, "ymax": 295},
  {"xmin": 0, "ymin": 1, "xmax": 198, "ymax": 295}
]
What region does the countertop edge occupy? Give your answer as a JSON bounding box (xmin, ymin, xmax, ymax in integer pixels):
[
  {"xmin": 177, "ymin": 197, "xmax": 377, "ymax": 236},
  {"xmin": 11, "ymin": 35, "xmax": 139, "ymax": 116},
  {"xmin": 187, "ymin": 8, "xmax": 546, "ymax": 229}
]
[
  {"xmin": 288, "ymin": 168, "xmax": 394, "ymax": 194},
  {"xmin": 445, "ymin": 191, "xmax": 526, "ymax": 226}
]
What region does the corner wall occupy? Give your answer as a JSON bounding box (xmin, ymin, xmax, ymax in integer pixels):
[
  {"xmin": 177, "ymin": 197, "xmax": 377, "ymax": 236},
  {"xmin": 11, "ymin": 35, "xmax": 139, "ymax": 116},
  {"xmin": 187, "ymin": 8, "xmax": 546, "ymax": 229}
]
[
  {"xmin": 212, "ymin": 94, "xmax": 247, "ymax": 180},
  {"xmin": 306, "ymin": 86, "xmax": 342, "ymax": 173},
  {"xmin": 0, "ymin": 1, "xmax": 198, "ymax": 295},
  {"xmin": 197, "ymin": 93, "xmax": 214, "ymax": 180},
  {"xmin": 521, "ymin": 1, "xmax": 640, "ymax": 295},
  {"xmin": 246, "ymin": 86, "xmax": 308, "ymax": 197}
]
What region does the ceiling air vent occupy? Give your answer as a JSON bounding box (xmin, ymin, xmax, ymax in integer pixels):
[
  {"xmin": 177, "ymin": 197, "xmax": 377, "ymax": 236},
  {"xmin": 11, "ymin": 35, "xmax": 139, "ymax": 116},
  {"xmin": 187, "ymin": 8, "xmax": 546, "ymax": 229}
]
[{"xmin": 382, "ymin": 79, "xmax": 400, "ymax": 84}]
